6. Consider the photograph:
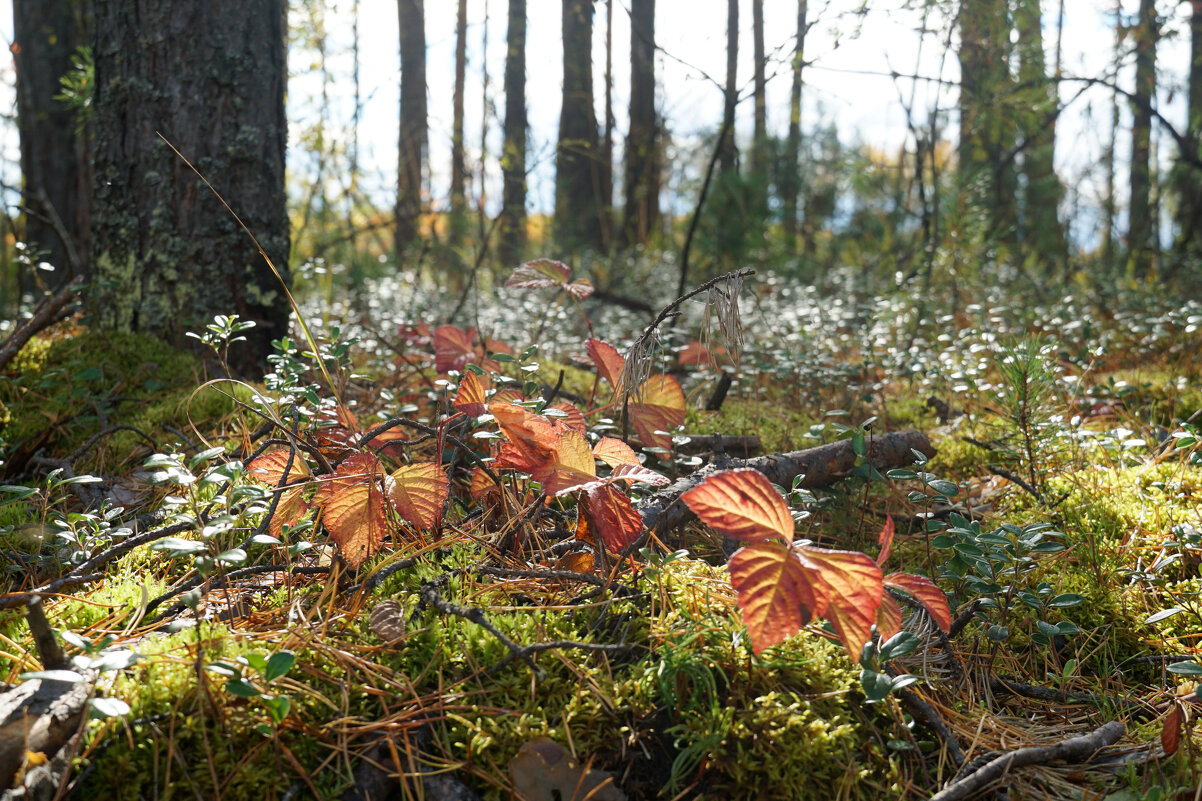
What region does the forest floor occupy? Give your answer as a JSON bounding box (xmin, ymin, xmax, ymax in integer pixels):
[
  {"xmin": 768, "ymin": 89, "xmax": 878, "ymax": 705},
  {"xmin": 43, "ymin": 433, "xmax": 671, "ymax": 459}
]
[{"xmin": 2, "ymin": 266, "xmax": 1202, "ymax": 801}]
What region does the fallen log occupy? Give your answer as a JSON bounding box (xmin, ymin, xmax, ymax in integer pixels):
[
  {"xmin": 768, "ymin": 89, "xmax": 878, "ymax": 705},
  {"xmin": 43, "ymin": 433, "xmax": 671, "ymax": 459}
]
[
  {"xmin": 0, "ymin": 278, "xmax": 83, "ymax": 373},
  {"xmin": 674, "ymin": 434, "xmax": 761, "ymax": 456},
  {"xmin": 0, "ymin": 678, "xmax": 89, "ymax": 793},
  {"xmin": 637, "ymin": 429, "xmax": 936, "ymax": 535}
]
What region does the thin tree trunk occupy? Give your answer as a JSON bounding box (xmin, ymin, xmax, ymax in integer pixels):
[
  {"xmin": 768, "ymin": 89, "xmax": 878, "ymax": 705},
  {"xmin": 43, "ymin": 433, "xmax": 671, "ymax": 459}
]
[
  {"xmin": 782, "ymin": 1, "xmax": 807, "ymax": 249},
  {"xmin": 1128, "ymin": 0, "xmax": 1157, "ymax": 279},
  {"xmin": 479, "ymin": 0, "xmax": 491, "ymax": 247},
  {"xmin": 751, "ymin": 0, "xmax": 768, "ymax": 217},
  {"xmin": 397, "ymin": 0, "xmax": 427, "ymax": 256},
  {"xmin": 499, "ymin": 0, "xmax": 527, "ymax": 265},
  {"xmin": 1176, "ymin": 0, "xmax": 1202, "ymax": 259},
  {"xmin": 13, "ymin": 0, "xmax": 90, "ymax": 280},
  {"xmin": 719, "ymin": 0, "xmax": 739, "ymax": 176},
  {"xmin": 623, "ymin": 0, "xmax": 659, "ymax": 246},
  {"xmin": 91, "ymin": 0, "xmax": 289, "ymax": 377},
  {"xmin": 601, "ymin": 0, "xmax": 615, "ymax": 249},
  {"xmin": 555, "ymin": 0, "xmax": 603, "ymax": 250},
  {"xmin": 450, "ymin": 0, "xmax": 468, "ymax": 246},
  {"xmin": 959, "ymin": 0, "xmax": 1013, "ymax": 241}
]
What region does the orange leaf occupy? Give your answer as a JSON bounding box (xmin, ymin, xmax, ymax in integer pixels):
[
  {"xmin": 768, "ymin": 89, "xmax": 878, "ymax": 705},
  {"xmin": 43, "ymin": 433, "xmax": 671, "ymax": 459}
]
[
  {"xmin": 681, "ymin": 468, "xmax": 793, "ymax": 543},
  {"xmin": 547, "ymin": 402, "xmax": 587, "ymax": 433},
  {"xmin": 318, "ymin": 453, "xmax": 389, "ymax": 568},
  {"xmin": 585, "ymin": 483, "xmax": 643, "ymax": 552},
  {"xmin": 798, "ymin": 546, "xmax": 884, "ymax": 659},
  {"xmin": 506, "ymin": 258, "xmax": 571, "ymax": 289},
  {"xmin": 491, "ymin": 402, "xmax": 559, "ymax": 472},
  {"xmin": 875, "ymin": 594, "xmax": 903, "ymax": 640},
  {"xmin": 607, "ymin": 462, "xmax": 670, "ymax": 487},
  {"xmin": 630, "ymin": 375, "xmax": 685, "ymax": 450},
  {"xmin": 552, "ymin": 551, "xmax": 596, "ymax": 574},
  {"xmin": 728, "ymin": 542, "xmax": 815, "ymax": 654},
  {"xmin": 387, "ymin": 462, "xmax": 450, "ymax": 532},
  {"xmin": 586, "ymin": 338, "xmax": 625, "ymax": 391},
  {"xmin": 453, "ymin": 371, "xmax": 490, "ymax": 417},
  {"xmin": 876, "ymin": 516, "xmax": 895, "ymax": 566},
  {"xmin": 469, "ymin": 467, "xmax": 497, "ymax": 499},
  {"xmin": 592, "ymin": 437, "xmax": 639, "ymax": 468},
  {"xmin": 268, "ymin": 486, "xmax": 309, "ymax": 541},
  {"xmin": 883, "ymin": 573, "xmax": 951, "ymax": 633},
  {"xmin": 534, "ymin": 428, "xmax": 598, "ymax": 496},
  {"xmin": 433, "ymin": 325, "xmax": 476, "ymax": 373},
  {"xmin": 677, "ymin": 341, "xmax": 710, "ymax": 367},
  {"xmin": 248, "ymin": 449, "xmax": 311, "ymax": 486}
]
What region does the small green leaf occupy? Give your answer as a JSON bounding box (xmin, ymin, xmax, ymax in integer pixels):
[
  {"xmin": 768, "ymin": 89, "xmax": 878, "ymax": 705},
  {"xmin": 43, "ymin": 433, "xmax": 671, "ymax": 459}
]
[
  {"xmin": 225, "ymin": 678, "xmax": 260, "ymax": 698},
  {"xmin": 1145, "ymin": 607, "xmax": 1185, "ymax": 625},
  {"xmin": 264, "ymin": 651, "xmax": 295, "ymax": 683},
  {"xmin": 1168, "ymin": 662, "xmax": 1202, "ymax": 675},
  {"xmin": 89, "ymin": 697, "xmax": 131, "ymax": 718}
]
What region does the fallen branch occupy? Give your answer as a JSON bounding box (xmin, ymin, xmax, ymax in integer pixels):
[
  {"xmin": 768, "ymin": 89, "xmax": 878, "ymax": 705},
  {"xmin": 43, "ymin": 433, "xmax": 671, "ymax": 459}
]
[
  {"xmin": 930, "ymin": 721, "xmax": 1125, "ymax": 801},
  {"xmin": 0, "ymin": 677, "xmax": 90, "ymax": 790},
  {"xmin": 989, "ymin": 676, "xmax": 1155, "ymax": 720},
  {"xmin": 637, "ymin": 430, "xmax": 936, "ymax": 535},
  {"xmin": 675, "ymin": 433, "xmax": 760, "ymax": 456},
  {"xmin": 0, "ymin": 277, "xmax": 83, "ymax": 372}
]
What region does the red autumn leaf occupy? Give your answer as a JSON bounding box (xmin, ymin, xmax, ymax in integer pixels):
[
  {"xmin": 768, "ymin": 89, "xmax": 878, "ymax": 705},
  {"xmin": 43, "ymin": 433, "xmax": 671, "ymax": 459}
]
[
  {"xmin": 883, "ymin": 573, "xmax": 951, "ymax": 633},
  {"xmin": 248, "ymin": 449, "xmax": 310, "ymax": 486},
  {"xmin": 469, "ymin": 466, "xmax": 498, "ymax": 499},
  {"xmin": 681, "ymin": 468, "xmax": 793, "ymax": 543},
  {"xmin": 563, "ymin": 278, "xmax": 594, "ymax": 300},
  {"xmin": 398, "ymin": 322, "xmax": 432, "ymax": 347},
  {"xmin": 585, "ymin": 483, "xmax": 643, "ymax": 552},
  {"xmin": 876, "ymin": 594, "xmax": 903, "ymax": 641},
  {"xmin": 453, "ymin": 371, "xmax": 490, "ymax": 418},
  {"xmin": 797, "ymin": 546, "xmax": 884, "ymax": 660},
  {"xmin": 728, "ymin": 541, "xmax": 816, "ymax": 654},
  {"xmin": 629, "ymin": 375, "xmax": 686, "ymax": 451},
  {"xmin": 506, "ymin": 258, "xmax": 571, "ymax": 289},
  {"xmin": 586, "ymin": 338, "xmax": 625, "ymax": 391},
  {"xmin": 317, "ymin": 453, "xmax": 390, "ymax": 569},
  {"xmin": 677, "ymin": 341, "xmax": 710, "ymax": 367},
  {"xmin": 533, "ymin": 428, "xmax": 599, "ymax": 496},
  {"xmin": 491, "ymin": 402, "xmax": 560, "ymax": 472},
  {"xmin": 363, "ymin": 425, "xmax": 409, "ymax": 457},
  {"xmin": 433, "ymin": 325, "xmax": 477, "ymax": 373},
  {"xmin": 1163, "ymin": 705, "xmax": 1183, "ymax": 756},
  {"xmin": 547, "ymin": 402, "xmax": 587, "ymax": 433},
  {"xmin": 387, "ymin": 462, "xmax": 450, "ymax": 532},
  {"xmin": 876, "ymin": 516, "xmax": 895, "ymax": 566},
  {"xmin": 592, "ymin": 437, "xmax": 639, "ymax": 468}
]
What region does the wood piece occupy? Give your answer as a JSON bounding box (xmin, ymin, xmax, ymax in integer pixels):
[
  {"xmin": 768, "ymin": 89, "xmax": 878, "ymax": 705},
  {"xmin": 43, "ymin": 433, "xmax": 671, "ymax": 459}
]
[
  {"xmin": 637, "ymin": 429, "xmax": 936, "ymax": 535},
  {"xmin": 0, "ymin": 278, "xmax": 82, "ymax": 372},
  {"xmin": 0, "ymin": 678, "xmax": 89, "ymax": 791},
  {"xmin": 930, "ymin": 721, "xmax": 1125, "ymax": 801},
  {"xmin": 25, "ymin": 598, "xmax": 67, "ymax": 671}
]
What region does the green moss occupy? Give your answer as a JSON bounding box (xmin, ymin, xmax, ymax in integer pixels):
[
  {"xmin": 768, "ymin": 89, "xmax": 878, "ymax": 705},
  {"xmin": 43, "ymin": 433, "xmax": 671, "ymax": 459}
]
[{"xmin": 687, "ymin": 398, "xmax": 820, "ymax": 454}]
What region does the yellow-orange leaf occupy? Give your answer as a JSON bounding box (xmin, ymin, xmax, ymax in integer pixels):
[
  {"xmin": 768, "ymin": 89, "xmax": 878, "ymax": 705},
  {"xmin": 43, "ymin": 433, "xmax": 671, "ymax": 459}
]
[
  {"xmin": 728, "ymin": 542, "xmax": 815, "ymax": 654},
  {"xmin": 681, "ymin": 468, "xmax": 793, "ymax": 542},
  {"xmin": 592, "ymin": 437, "xmax": 639, "ymax": 468},
  {"xmin": 506, "ymin": 258, "xmax": 570, "ymax": 289},
  {"xmin": 387, "ymin": 462, "xmax": 450, "ymax": 532},
  {"xmin": 269, "ymin": 486, "xmax": 309, "ymax": 541},
  {"xmin": 798, "ymin": 546, "xmax": 884, "ymax": 659},
  {"xmin": 875, "ymin": 594, "xmax": 903, "ymax": 641},
  {"xmin": 534, "ymin": 429, "xmax": 598, "ymax": 496},
  {"xmin": 585, "ymin": 483, "xmax": 643, "ymax": 552},
  {"xmin": 876, "ymin": 516, "xmax": 895, "ymax": 566},
  {"xmin": 552, "ymin": 551, "xmax": 596, "ymax": 574},
  {"xmin": 319, "ymin": 453, "xmax": 389, "ymax": 569},
  {"xmin": 469, "ymin": 467, "xmax": 497, "ymax": 499},
  {"xmin": 453, "ymin": 371, "xmax": 490, "ymax": 417},
  {"xmin": 490, "ymin": 402, "xmax": 559, "ymax": 472},
  {"xmin": 677, "ymin": 341, "xmax": 710, "ymax": 367},
  {"xmin": 248, "ymin": 449, "xmax": 310, "ymax": 486},
  {"xmin": 884, "ymin": 573, "xmax": 951, "ymax": 633},
  {"xmin": 607, "ymin": 462, "xmax": 670, "ymax": 487},
  {"xmin": 586, "ymin": 338, "xmax": 625, "ymax": 391},
  {"xmin": 547, "ymin": 402, "xmax": 587, "ymax": 433},
  {"xmin": 630, "ymin": 375, "xmax": 685, "ymax": 450}
]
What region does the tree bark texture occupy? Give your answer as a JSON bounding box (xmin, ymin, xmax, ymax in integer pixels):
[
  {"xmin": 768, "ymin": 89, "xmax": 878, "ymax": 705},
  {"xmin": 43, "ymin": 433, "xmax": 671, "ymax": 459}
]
[
  {"xmin": 782, "ymin": 0, "xmax": 807, "ymax": 247},
  {"xmin": 450, "ymin": 0, "xmax": 468, "ymax": 246},
  {"xmin": 1176, "ymin": 0, "xmax": 1202, "ymax": 259},
  {"xmin": 13, "ymin": 0, "xmax": 90, "ymax": 279},
  {"xmin": 90, "ymin": 0, "xmax": 289, "ymax": 377},
  {"xmin": 751, "ymin": 0, "xmax": 768, "ymax": 216},
  {"xmin": 623, "ymin": 0, "xmax": 659, "ymax": 246},
  {"xmin": 397, "ymin": 0, "xmax": 428, "ymax": 254},
  {"xmin": 719, "ymin": 0, "xmax": 739, "ymax": 176},
  {"xmin": 500, "ymin": 0, "xmax": 528, "ymax": 265},
  {"xmin": 1128, "ymin": 0, "xmax": 1158, "ymax": 279},
  {"xmin": 556, "ymin": 0, "xmax": 604, "ymax": 250}
]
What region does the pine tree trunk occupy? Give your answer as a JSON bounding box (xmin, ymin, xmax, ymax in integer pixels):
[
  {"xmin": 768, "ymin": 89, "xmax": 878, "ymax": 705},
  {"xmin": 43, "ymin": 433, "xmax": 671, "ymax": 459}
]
[
  {"xmin": 782, "ymin": 1, "xmax": 807, "ymax": 249},
  {"xmin": 719, "ymin": 0, "xmax": 739, "ymax": 176},
  {"xmin": 1176, "ymin": 0, "xmax": 1202, "ymax": 260},
  {"xmin": 1014, "ymin": 0, "xmax": 1065, "ymax": 270},
  {"xmin": 601, "ymin": 0, "xmax": 615, "ymax": 249},
  {"xmin": 555, "ymin": 0, "xmax": 603, "ymax": 250},
  {"xmin": 90, "ymin": 0, "xmax": 289, "ymax": 377},
  {"xmin": 1128, "ymin": 0, "xmax": 1157, "ymax": 279},
  {"xmin": 623, "ymin": 0, "xmax": 659, "ymax": 246},
  {"xmin": 13, "ymin": 0, "xmax": 89, "ymax": 280},
  {"xmin": 500, "ymin": 0, "xmax": 527, "ymax": 265},
  {"xmin": 397, "ymin": 0, "xmax": 427, "ymax": 255},
  {"xmin": 751, "ymin": 0, "xmax": 768, "ymax": 217},
  {"xmin": 450, "ymin": 0, "xmax": 468, "ymax": 246}
]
